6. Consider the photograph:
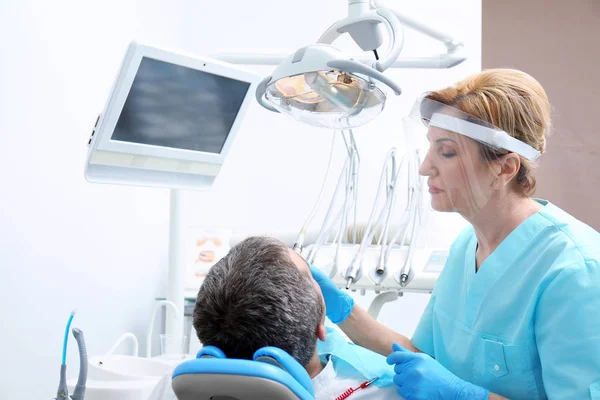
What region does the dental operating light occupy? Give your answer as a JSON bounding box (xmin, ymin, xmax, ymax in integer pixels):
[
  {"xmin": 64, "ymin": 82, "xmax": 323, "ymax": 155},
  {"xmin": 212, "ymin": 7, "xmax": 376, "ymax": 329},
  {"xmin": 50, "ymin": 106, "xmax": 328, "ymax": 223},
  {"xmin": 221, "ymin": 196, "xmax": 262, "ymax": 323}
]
[{"xmin": 253, "ymin": 0, "xmax": 466, "ymax": 129}]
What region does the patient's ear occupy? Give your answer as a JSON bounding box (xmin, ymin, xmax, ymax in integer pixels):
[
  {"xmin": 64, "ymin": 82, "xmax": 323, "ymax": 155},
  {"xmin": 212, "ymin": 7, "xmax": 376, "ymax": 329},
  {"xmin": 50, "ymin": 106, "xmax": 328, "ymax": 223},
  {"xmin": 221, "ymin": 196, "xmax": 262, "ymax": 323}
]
[{"xmin": 316, "ymin": 322, "xmax": 327, "ymax": 342}]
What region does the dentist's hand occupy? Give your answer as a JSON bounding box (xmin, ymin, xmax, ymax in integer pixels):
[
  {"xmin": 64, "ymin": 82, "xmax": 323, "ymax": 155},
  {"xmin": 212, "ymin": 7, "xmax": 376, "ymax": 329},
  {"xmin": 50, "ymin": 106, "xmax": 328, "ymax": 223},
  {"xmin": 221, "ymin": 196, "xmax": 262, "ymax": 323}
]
[
  {"xmin": 386, "ymin": 343, "xmax": 489, "ymax": 400},
  {"xmin": 309, "ymin": 264, "xmax": 354, "ymax": 324}
]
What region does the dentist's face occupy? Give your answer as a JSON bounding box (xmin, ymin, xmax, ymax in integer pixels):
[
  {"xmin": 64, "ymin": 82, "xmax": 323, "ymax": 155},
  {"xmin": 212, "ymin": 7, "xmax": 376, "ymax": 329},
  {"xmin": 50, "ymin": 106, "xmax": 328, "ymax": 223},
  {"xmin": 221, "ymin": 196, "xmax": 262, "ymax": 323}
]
[{"xmin": 419, "ymin": 125, "xmax": 498, "ymax": 218}]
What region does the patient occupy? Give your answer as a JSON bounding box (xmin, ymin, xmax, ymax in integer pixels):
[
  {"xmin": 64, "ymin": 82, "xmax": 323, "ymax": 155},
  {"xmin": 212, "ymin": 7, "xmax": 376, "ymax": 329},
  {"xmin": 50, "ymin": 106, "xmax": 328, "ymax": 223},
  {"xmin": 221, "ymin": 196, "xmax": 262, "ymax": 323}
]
[{"xmin": 193, "ymin": 236, "xmax": 398, "ymax": 399}]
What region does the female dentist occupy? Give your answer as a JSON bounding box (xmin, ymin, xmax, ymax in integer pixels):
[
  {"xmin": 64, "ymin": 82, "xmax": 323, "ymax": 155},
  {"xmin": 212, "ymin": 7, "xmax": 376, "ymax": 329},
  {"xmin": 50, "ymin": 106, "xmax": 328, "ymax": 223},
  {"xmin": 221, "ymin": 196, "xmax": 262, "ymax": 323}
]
[{"xmin": 310, "ymin": 69, "xmax": 600, "ymax": 400}]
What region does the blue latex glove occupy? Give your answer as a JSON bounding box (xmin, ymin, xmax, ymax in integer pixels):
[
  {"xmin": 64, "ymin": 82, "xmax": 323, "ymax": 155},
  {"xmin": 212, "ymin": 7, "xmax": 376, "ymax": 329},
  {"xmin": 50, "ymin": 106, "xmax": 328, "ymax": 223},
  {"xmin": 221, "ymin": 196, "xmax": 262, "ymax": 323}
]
[
  {"xmin": 386, "ymin": 343, "xmax": 489, "ymax": 400},
  {"xmin": 309, "ymin": 264, "xmax": 354, "ymax": 324}
]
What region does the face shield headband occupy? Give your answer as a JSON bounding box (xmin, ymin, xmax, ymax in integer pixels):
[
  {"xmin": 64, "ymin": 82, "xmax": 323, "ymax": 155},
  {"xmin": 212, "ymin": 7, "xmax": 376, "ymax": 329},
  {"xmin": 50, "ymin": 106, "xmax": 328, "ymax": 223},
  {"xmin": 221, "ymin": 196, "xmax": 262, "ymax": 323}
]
[{"xmin": 409, "ymin": 97, "xmax": 541, "ymax": 162}]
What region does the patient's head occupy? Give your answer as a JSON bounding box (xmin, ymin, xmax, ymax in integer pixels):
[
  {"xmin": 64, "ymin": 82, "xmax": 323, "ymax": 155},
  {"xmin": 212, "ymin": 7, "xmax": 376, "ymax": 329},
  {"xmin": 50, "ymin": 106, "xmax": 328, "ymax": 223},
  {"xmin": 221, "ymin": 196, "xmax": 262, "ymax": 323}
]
[{"xmin": 193, "ymin": 236, "xmax": 326, "ymax": 367}]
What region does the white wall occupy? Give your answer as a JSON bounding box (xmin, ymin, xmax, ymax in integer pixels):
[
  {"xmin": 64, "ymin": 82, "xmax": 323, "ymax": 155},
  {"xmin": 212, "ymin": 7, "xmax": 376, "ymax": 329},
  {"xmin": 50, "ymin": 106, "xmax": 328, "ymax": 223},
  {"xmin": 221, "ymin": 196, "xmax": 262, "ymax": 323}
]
[{"xmin": 0, "ymin": 0, "xmax": 479, "ymax": 398}]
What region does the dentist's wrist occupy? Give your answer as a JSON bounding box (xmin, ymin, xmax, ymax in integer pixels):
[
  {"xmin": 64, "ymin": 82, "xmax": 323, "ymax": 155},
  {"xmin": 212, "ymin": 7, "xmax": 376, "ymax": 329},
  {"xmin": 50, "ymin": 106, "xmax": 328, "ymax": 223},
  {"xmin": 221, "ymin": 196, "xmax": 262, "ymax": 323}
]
[{"xmin": 457, "ymin": 381, "xmax": 489, "ymax": 400}]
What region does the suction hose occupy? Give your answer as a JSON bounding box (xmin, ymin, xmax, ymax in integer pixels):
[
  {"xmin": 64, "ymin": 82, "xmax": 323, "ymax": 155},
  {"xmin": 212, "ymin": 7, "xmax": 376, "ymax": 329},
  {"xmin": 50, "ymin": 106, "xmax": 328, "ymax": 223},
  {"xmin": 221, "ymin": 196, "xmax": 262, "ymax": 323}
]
[{"xmin": 70, "ymin": 328, "xmax": 87, "ymax": 400}]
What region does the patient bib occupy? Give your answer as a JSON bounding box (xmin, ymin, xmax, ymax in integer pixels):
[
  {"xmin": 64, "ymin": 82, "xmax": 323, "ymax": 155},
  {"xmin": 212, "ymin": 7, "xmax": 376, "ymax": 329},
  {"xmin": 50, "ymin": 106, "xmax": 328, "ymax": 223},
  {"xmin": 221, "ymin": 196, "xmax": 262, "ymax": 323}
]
[{"xmin": 317, "ymin": 327, "xmax": 395, "ymax": 387}]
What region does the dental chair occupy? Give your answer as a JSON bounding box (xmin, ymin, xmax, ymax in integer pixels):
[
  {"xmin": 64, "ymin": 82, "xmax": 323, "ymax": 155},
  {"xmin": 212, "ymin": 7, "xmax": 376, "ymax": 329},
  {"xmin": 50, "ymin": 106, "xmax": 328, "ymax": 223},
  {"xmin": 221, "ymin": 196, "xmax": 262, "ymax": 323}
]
[{"xmin": 172, "ymin": 346, "xmax": 315, "ymax": 400}]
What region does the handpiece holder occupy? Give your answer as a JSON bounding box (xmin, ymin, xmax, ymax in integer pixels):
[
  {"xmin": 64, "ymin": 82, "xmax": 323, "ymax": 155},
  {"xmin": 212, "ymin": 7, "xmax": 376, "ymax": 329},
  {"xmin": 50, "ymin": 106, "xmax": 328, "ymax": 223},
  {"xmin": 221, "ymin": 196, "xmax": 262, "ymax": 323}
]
[{"xmin": 308, "ymin": 243, "xmax": 446, "ymax": 319}]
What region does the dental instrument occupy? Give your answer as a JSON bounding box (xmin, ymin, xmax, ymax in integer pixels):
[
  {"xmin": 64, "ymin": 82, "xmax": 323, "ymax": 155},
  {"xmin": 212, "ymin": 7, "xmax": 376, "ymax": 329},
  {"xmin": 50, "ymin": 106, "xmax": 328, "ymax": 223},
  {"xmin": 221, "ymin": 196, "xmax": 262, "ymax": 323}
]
[
  {"xmin": 344, "ymin": 148, "xmax": 399, "ymax": 288},
  {"xmin": 70, "ymin": 328, "xmax": 88, "ymax": 400},
  {"xmin": 397, "ymin": 152, "xmax": 421, "ymax": 286},
  {"xmin": 373, "ymin": 153, "xmax": 407, "ymax": 282},
  {"xmin": 55, "ymin": 310, "xmax": 88, "ymax": 400},
  {"xmin": 55, "ymin": 310, "xmax": 76, "ymax": 400},
  {"xmin": 335, "ymin": 377, "xmax": 380, "ymax": 400}
]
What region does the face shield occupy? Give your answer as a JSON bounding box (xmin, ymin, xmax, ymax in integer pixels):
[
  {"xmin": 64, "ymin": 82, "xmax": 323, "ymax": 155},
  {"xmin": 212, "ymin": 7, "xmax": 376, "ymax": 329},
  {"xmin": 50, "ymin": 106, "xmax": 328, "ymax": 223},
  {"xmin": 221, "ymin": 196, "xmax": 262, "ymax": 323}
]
[
  {"xmin": 409, "ymin": 97, "xmax": 541, "ymax": 162},
  {"xmin": 408, "ymin": 97, "xmax": 542, "ymax": 217}
]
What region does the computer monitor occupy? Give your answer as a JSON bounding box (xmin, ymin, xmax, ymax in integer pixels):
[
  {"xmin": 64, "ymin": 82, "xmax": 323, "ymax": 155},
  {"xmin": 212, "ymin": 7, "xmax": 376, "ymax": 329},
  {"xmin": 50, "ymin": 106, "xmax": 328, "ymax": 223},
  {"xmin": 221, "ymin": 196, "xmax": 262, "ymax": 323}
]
[{"xmin": 85, "ymin": 42, "xmax": 259, "ymax": 190}]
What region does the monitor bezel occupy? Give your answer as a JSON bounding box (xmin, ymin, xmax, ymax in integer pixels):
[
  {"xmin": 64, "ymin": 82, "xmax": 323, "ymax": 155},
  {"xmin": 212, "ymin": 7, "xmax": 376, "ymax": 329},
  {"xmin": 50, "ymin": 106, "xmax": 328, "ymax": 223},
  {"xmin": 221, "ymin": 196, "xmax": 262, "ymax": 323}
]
[{"xmin": 90, "ymin": 42, "xmax": 258, "ymax": 164}]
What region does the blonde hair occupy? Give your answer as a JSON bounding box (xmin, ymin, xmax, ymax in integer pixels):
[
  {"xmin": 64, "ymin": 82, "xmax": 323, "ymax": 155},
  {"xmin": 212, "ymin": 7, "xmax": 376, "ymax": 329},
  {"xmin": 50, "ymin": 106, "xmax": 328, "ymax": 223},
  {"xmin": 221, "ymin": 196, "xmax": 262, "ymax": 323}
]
[{"xmin": 425, "ymin": 69, "xmax": 551, "ymax": 196}]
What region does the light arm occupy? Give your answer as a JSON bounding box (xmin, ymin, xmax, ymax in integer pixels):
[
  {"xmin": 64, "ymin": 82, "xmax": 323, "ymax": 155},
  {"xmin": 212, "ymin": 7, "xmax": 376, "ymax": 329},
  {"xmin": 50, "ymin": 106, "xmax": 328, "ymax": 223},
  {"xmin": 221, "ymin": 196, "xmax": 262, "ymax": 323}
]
[
  {"xmin": 212, "ymin": 52, "xmax": 465, "ymax": 69},
  {"xmin": 374, "ymin": 0, "xmax": 463, "ymax": 49}
]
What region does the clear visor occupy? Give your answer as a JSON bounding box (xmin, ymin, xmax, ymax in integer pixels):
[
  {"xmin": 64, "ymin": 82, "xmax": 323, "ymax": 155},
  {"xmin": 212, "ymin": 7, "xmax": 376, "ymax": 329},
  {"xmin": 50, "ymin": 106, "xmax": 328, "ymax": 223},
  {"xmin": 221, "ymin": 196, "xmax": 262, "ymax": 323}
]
[{"xmin": 408, "ymin": 97, "xmax": 541, "ymax": 162}]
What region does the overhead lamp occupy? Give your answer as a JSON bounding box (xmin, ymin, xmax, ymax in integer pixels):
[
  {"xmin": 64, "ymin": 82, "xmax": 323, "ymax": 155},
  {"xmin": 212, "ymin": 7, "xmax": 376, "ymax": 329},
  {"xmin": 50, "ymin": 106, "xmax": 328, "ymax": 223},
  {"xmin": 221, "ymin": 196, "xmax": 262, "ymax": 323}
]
[
  {"xmin": 253, "ymin": 0, "xmax": 465, "ymax": 129},
  {"xmin": 256, "ymin": 44, "xmax": 401, "ymax": 129}
]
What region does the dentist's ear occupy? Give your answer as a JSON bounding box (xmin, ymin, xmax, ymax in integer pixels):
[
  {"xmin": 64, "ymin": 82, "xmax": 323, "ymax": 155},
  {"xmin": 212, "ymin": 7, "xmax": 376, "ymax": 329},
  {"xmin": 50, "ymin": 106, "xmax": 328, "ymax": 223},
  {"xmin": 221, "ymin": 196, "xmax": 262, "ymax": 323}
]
[{"xmin": 498, "ymin": 153, "xmax": 521, "ymax": 185}]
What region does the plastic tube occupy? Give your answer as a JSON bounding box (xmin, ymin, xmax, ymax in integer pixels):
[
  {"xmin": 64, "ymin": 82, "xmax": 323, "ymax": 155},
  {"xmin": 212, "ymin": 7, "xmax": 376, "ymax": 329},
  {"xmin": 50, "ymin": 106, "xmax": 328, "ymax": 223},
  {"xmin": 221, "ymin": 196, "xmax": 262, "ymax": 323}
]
[
  {"xmin": 309, "ymin": 204, "xmax": 347, "ymax": 263},
  {"xmin": 377, "ymin": 176, "xmax": 400, "ymax": 272},
  {"xmin": 359, "ymin": 149, "xmax": 398, "ymax": 247},
  {"xmin": 338, "ymin": 130, "xmax": 358, "ymax": 241},
  {"xmin": 310, "ymin": 130, "xmax": 361, "ymax": 266},
  {"xmin": 379, "ymin": 155, "xmax": 397, "ymax": 243},
  {"xmin": 377, "ymin": 153, "xmax": 409, "ymax": 271},
  {"xmin": 295, "ymin": 130, "xmax": 338, "ymax": 252},
  {"xmin": 334, "ymin": 151, "xmax": 358, "ymax": 266},
  {"xmin": 351, "ymin": 152, "xmax": 360, "ymax": 244},
  {"xmin": 356, "ymin": 149, "xmax": 396, "ymax": 249},
  {"xmin": 62, "ymin": 310, "xmax": 76, "ymax": 365},
  {"xmin": 400, "ymin": 197, "xmax": 420, "ymax": 285},
  {"xmin": 348, "ymin": 130, "xmax": 360, "ymax": 245},
  {"xmin": 383, "ymin": 212, "xmax": 410, "ymax": 263},
  {"xmin": 307, "ymin": 154, "xmax": 351, "ymax": 263},
  {"xmin": 314, "ymin": 153, "xmax": 358, "ymax": 260},
  {"xmin": 345, "ymin": 190, "xmax": 392, "ymax": 287},
  {"xmin": 344, "ymin": 149, "xmax": 396, "ymax": 287},
  {"xmin": 399, "ymin": 152, "xmax": 422, "ymax": 285}
]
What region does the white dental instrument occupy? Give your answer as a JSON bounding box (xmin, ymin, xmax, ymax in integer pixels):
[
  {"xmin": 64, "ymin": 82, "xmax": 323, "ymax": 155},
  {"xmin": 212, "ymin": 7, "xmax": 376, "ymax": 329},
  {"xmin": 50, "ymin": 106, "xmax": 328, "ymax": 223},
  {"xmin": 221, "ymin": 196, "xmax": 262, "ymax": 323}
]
[{"xmin": 54, "ymin": 311, "xmax": 87, "ymax": 400}]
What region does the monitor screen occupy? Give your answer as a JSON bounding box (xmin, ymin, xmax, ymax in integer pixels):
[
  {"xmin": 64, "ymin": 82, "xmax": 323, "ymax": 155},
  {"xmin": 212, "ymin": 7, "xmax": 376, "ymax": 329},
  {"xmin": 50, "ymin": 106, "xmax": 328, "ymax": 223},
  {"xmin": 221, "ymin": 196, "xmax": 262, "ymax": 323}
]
[{"xmin": 111, "ymin": 56, "xmax": 251, "ymax": 154}]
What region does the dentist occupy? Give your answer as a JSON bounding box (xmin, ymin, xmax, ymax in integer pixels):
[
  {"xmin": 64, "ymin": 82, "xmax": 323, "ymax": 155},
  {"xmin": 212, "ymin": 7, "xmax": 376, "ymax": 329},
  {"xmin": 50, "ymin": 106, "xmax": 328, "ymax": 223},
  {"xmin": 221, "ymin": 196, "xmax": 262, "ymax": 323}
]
[{"xmin": 311, "ymin": 69, "xmax": 600, "ymax": 400}]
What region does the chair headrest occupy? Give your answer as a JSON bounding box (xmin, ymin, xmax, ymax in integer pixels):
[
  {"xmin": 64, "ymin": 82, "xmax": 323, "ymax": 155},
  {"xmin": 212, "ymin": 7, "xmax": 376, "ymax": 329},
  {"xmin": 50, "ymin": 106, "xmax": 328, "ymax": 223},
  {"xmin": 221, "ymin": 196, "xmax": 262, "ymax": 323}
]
[
  {"xmin": 252, "ymin": 347, "xmax": 313, "ymax": 396},
  {"xmin": 196, "ymin": 345, "xmax": 226, "ymax": 359},
  {"xmin": 172, "ymin": 346, "xmax": 314, "ymax": 400}
]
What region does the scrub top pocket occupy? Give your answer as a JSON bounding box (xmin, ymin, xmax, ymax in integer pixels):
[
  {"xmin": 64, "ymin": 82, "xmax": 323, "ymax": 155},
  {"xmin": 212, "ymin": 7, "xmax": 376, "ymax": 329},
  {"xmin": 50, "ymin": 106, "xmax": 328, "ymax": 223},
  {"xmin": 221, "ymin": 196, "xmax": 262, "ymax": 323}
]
[
  {"xmin": 482, "ymin": 339, "xmax": 508, "ymax": 377},
  {"xmin": 474, "ymin": 338, "xmax": 540, "ymax": 400}
]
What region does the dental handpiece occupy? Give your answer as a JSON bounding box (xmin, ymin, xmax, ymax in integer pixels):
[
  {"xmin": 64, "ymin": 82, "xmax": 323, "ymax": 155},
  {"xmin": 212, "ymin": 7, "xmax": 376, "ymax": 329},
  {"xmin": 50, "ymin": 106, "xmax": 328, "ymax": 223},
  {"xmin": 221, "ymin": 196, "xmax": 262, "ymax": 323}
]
[
  {"xmin": 293, "ymin": 232, "xmax": 305, "ymax": 255},
  {"xmin": 292, "ymin": 243, "xmax": 303, "ymax": 255},
  {"xmin": 376, "ymin": 255, "xmax": 387, "ymax": 275},
  {"xmin": 344, "ymin": 257, "xmax": 363, "ymax": 289}
]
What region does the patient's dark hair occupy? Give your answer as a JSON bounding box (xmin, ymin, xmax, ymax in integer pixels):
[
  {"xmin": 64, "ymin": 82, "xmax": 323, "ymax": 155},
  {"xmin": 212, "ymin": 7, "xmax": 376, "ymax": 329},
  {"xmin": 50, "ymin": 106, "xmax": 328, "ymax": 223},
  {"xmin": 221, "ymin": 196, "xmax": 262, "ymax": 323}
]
[{"xmin": 193, "ymin": 236, "xmax": 323, "ymax": 367}]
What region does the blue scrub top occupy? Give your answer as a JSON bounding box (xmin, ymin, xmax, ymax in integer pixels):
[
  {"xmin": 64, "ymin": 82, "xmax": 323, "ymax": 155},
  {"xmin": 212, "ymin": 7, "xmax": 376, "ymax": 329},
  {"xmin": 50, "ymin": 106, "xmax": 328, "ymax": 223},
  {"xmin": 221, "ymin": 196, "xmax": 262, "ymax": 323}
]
[{"xmin": 411, "ymin": 200, "xmax": 600, "ymax": 400}]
